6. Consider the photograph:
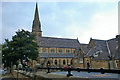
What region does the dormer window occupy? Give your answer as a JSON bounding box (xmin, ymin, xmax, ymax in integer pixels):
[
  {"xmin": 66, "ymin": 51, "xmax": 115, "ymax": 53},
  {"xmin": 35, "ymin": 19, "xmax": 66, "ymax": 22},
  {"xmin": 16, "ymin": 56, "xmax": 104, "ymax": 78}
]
[
  {"xmin": 94, "ymin": 50, "xmax": 102, "ymax": 57},
  {"xmin": 94, "ymin": 53, "xmax": 98, "ymax": 57}
]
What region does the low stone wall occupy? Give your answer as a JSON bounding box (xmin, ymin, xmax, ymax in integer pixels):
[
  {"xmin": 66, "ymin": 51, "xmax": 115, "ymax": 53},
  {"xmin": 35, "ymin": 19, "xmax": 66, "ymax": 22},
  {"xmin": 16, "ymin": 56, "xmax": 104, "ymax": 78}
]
[
  {"xmin": 12, "ymin": 70, "xmax": 91, "ymax": 80},
  {"xmin": 12, "ymin": 70, "xmax": 119, "ymax": 80},
  {"xmin": 12, "ymin": 70, "xmax": 34, "ymax": 80}
]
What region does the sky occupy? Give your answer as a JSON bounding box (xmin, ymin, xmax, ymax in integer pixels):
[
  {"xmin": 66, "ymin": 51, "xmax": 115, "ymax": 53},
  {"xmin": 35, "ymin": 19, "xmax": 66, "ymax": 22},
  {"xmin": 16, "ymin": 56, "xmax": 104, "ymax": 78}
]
[{"xmin": 1, "ymin": 0, "xmax": 119, "ymax": 44}]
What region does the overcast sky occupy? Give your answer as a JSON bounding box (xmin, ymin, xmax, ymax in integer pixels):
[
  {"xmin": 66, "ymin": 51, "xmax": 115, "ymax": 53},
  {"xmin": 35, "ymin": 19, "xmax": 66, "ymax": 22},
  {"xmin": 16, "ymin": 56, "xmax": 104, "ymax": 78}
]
[{"xmin": 1, "ymin": 1, "xmax": 118, "ymax": 44}]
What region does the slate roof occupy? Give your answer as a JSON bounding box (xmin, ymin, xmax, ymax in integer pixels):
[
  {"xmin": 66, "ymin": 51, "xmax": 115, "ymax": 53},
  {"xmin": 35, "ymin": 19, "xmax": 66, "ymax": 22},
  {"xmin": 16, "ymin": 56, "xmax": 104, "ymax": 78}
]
[
  {"xmin": 84, "ymin": 39, "xmax": 110, "ymax": 60},
  {"xmin": 80, "ymin": 44, "xmax": 90, "ymax": 55},
  {"xmin": 37, "ymin": 37, "xmax": 81, "ymax": 48},
  {"xmin": 84, "ymin": 37, "xmax": 120, "ymax": 60},
  {"xmin": 107, "ymin": 38, "xmax": 117, "ymax": 58},
  {"xmin": 40, "ymin": 53, "xmax": 77, "ymax": 58},
  {"xmin": 114, "ymin": 49, "xmax": 120, "ymax": 59}
]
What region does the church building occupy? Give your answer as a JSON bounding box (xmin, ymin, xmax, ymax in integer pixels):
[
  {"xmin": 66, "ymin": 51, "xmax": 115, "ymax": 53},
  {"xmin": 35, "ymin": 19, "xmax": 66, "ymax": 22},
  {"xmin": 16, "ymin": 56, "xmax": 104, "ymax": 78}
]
[{"xmin": 31, "ymin": 3, "xmax": 83, "ymax": 68}]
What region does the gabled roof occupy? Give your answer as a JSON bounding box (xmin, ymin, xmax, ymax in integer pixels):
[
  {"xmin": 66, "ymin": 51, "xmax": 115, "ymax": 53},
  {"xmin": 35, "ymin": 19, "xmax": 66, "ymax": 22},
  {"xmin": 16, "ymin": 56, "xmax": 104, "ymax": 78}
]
[
  {"xmin": 80, "ymin": 44, "xmax": 90, "ymax": 55},
  {"xmin": 114, "ymin": 48, "xmax": 120, "ymax": 59},
  {"xmin": 107, "ymin": 38, "xmax": 118, "ymax": 58},
  {"xmin": 84, "ymin": 39, "xmax": 110, "ymax": 60},
  {"xmin": 84, "ymin": 37, "xmax": 120, "ymax": 60},
  {"xmin": 37, "ymin": 37, "xmax": 81, "ymax": 48}
]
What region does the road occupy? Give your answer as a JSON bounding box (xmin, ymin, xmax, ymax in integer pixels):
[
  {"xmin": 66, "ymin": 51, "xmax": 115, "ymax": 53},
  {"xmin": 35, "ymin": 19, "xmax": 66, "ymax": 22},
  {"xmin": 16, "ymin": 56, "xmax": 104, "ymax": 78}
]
[{"xmin": 51, "ymin": 71, "xmax": 120, "ymax": 79}]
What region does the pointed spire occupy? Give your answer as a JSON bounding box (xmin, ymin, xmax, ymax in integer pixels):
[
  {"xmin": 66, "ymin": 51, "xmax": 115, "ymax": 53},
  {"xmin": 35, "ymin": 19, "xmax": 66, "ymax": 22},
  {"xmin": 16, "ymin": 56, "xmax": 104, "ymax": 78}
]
[
  {"xmin": 34, "ymin": 2, "xmax": 39, "ymax": 21},
  {"xmin": 32, "ymin": 2, "xmax": 42, "ymax": 37}
]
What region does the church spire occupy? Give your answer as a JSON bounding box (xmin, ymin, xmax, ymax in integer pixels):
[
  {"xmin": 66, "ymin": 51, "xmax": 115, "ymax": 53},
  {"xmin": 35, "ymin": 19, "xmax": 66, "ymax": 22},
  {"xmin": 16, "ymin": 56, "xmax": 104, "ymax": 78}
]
[
  {"xmin": 32, "ymin": 3, "xmax": 42, "ymax": 37},
  {"xmin": 34, "ymin": 3, "xmax": 39, "ymax": 21}
]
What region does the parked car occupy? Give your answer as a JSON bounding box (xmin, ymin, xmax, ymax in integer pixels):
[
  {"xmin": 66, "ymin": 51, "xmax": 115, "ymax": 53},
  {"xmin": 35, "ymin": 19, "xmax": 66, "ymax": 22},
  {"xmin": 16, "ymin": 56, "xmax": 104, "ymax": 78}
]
[
  {"xmin": 64, "ymin": 65, "xmax": 72, "ymax": 69},
  {"xmin": 0, "ymin": 69, "xmax": 7, "ymax": 75}
]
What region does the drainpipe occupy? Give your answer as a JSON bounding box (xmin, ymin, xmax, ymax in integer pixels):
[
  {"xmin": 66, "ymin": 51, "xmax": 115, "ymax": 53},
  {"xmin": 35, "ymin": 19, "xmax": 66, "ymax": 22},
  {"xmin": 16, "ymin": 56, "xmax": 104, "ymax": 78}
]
[{"xmin": 106, "ymin": 41, "xmax": 113, "ymax": 69}]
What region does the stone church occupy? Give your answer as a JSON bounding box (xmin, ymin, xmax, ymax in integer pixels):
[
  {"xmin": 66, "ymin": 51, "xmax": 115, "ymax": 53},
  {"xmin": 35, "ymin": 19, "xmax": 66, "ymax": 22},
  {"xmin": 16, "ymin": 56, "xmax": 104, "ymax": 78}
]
[
  {"xmin": 31, "ymin": 3, "xmax": 83, "ymax": 68},
  {"xmin": 30, "ymin": 3, "xmax": 120, "ymax": 69}
]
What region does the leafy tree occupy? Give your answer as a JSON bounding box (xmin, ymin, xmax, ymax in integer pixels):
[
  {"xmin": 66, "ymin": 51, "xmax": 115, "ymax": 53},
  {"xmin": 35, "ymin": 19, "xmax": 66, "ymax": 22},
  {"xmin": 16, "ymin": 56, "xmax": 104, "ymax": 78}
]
[{"xmin": 2, "ymin": 29, "xmax": 39, "ymax": 67}]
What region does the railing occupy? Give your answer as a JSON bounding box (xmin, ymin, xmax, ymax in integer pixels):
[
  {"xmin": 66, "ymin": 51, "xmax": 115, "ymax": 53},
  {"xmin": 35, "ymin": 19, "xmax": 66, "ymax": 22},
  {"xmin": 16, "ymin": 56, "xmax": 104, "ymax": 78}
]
[{"xmin": 37, "ymin": 67, "xmax": 120, "ymax": 77}]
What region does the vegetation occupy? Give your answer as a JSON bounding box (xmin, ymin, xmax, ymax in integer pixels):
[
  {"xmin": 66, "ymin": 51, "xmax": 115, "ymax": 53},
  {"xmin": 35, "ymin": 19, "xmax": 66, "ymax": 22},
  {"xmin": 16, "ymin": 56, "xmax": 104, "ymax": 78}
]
[{"xmin": 2, "ymin": 29, "xmax": 38, "ymax": 67}]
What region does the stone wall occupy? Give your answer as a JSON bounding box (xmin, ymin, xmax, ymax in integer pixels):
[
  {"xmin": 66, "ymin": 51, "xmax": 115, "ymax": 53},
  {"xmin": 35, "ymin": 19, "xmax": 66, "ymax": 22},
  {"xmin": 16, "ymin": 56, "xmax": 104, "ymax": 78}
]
[
  {"xmin": 12, "ymin": 70, "xmax": 119, "ymax": 80},
  {"xmin": 84, "ymin": 57, "xmax": 110, "ymax": 69},
  {"xmin": 12, "ymin": 70, "xmax": 33, "ymax": 80},
  {"xmin": 91, "ymin": 60, "xmax": 109, "ymax": 69}
]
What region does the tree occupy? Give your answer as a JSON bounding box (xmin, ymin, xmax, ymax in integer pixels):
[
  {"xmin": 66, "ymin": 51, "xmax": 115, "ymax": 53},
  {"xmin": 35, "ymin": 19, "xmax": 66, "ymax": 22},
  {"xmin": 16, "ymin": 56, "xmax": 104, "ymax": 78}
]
[{"xmin": 2, "ymin": 29, "xmax": 39, "ymax": 67}]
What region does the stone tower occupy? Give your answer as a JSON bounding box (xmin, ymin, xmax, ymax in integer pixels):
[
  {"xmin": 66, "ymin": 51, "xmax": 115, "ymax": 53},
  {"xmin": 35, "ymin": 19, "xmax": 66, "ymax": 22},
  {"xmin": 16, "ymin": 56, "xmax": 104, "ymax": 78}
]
[{"xmin": 32, "ymin": 3, "xmax": 42, "ymax": 38}]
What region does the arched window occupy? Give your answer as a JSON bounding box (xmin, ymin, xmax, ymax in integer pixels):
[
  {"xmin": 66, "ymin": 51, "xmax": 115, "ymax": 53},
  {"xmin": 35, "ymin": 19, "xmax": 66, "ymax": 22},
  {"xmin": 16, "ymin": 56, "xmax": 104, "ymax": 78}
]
[
  {"xmin": 63, "ymin": 60, "xmax": 66, "ymax": 65},
  {"xmin": 55, "ymin": 60, "xmax": 57, "ymax": 65}
]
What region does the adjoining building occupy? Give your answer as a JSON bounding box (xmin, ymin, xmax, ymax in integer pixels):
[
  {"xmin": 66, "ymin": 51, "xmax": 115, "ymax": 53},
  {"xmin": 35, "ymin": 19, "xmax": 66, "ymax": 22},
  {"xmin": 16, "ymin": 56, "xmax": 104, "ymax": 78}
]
[
  {"xmin": 31, "ymin": 3, "xmax": 83, "ymax": 68},
  {"xmin": 82, "ymin": 35, "xmax": 120, "ymax": 69}
]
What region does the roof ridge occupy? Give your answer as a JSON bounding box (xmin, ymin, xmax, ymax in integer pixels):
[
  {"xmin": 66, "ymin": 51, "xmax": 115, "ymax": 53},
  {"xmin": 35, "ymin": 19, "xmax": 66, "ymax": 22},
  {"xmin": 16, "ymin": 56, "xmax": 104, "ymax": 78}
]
[
  {"xmin": 41, "ymin": 36, "xmax": 78, "ymax": 40},
  {"xmin": 107, "ymin": 38, "xmax": 116, "ymax": 41},
  {"xmin": 80, "ymin": 43, "xmax": 88, "ymax": 45},
  {"xmin": 92, "ymin": 39, "xmax": 106, "ymax": 41}
]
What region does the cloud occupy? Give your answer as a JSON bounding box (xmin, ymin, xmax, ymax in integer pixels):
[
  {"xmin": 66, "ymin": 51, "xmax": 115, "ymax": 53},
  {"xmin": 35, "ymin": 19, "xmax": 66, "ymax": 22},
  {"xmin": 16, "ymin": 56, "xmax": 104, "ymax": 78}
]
[
  {"xmin": 84, "ymin": 8, "xmax": 118, "ymax": 40},
  {"xmin": 62, "ymin": 4, "xmax": 118, "ymax": 43},
  {"xmin": 1, "ymin": 2, "xmax": 118, "ymax": 44}
]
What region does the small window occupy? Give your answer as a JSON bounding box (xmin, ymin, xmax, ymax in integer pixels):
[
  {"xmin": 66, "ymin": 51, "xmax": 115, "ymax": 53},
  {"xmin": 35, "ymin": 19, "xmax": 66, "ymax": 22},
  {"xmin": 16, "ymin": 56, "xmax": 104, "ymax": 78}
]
[
  {"xmin": 66, "ymin": 50, "xmax": 70, "ymax": 53},
  {"xmin": 58, "ymin": 49, "xmax": 62, "ymax": 53},
  {"xmin": 51, "ymin": 49, "xmax": 55, "ymax": 53},
  {"xmin": 74, "ymin": 50, "xmax": 76, "ymax": 53},
  {"xmin": 94, "ymin": 53, "xmax": 98, "ymax": 57},
  {"xmin": 63, "ymin": 60, "xmax": 66, "ymax": 65},
  {"xmin": 94, "ymin": 50, "xmax": 102, "ymax": 57},
  {"xmin": 55, "ymin": 60, "xmax": 57, "ymax": 65},
  {"xmin": 42, "ymin": 48, "xmax": 46, "ymax": 53}
]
